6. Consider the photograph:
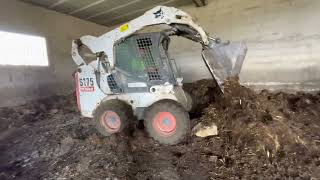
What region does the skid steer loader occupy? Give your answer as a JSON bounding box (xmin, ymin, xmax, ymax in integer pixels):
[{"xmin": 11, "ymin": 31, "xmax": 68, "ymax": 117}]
[{"xmin": 71, "ymin": 6, "xmax": 247, "ymax": 145}]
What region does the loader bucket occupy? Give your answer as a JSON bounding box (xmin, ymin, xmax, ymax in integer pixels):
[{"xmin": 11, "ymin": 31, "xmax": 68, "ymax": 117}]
[{"xmin": 201, "ymin": 41, "xmax": 247, "ymax": 90}]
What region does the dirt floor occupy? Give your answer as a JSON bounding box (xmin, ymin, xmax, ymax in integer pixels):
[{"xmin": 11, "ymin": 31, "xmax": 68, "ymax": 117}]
[{"xmin": 1, "ymin": 79, "xmax": 320, "ymax": 180}]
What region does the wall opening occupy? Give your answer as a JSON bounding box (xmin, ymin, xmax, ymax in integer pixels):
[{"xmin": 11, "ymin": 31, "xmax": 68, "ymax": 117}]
[{"xmin": 0, "ymin": 31, "xmax": 49, "ymax": 66}]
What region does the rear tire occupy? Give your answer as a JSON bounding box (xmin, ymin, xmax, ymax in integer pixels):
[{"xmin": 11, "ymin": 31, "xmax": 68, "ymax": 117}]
[
  {"xmin": 93, "ymin": 100, "xmax": 133, "ymax": 136},
  {"xmin": 144, "ymin": 100, "xmax": 190, "ymax": 145}
]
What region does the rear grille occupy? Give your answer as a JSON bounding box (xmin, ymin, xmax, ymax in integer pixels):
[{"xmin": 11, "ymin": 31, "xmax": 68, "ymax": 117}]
[{"xmin": 107, "ymin": 74, "xmax": 119, "ymax": 91}]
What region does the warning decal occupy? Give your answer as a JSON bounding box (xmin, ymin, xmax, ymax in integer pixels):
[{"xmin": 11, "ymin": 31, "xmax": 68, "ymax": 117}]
[{"xmin": 120, "ymin": 24, "xmax": 129, "ymax": 32}]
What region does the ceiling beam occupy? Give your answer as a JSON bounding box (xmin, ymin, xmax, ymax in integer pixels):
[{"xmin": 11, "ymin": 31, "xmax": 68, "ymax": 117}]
[
  {"xmin": 102, "ymin": 0, "xmax": 176, "ymax": 25},
  {"xmin": 192, "ymin": 0, "xmax": 207, "ymax": 7},
  {"xmin": 86, "ymin": 0, "xmax": 141, "ymax": 20},
  {"xmin": 49, "ymin": 0, "xmax": 70, "ymax": 8},
  {"xmin": 69, "ymin": 0, "xmax": 105, "ymax": 15}
]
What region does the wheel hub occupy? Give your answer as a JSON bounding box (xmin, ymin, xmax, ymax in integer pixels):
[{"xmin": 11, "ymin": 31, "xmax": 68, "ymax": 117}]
[
  {"xmin": 101, "ymin": 111, "xmax": 121, "ymax": 133},
  {"xmin": 153, "ymin": 112, "xmax": 177, "ymax": 136}
]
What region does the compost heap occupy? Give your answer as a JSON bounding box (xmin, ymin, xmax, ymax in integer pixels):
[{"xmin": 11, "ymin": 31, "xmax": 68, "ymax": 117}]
[
  {"xmin": 187, "ymin": 77, "xmax": 320, "ymax": 156},
  {"xmin": 1, "ymin": 78, "xmax": 320, "ymax": 179}
]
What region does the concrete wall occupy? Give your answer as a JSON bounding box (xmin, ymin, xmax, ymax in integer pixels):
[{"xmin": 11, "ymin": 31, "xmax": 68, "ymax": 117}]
[
  {"xmin": 170, "ymin": 0, "xmax": 320, "ymax": 91},
  {"xmin": 0, "ymin": 0, "xmax": 107, "ymax": 107},
  {"xmin": 1, "ymin": 0, "xmax": 318, "ymax": 107}
]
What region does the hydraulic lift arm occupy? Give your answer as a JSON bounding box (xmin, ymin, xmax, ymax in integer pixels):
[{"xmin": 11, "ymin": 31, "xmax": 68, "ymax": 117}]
[
  {"xmin": 71, "ymin": 6, "xmax": 247, "ymax": 91},
  {"xmin": 71, "ymin": 6, "xmax": 210, "ymax": 68}
]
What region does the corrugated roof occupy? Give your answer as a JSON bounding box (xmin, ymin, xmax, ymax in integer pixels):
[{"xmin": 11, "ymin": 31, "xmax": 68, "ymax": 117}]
[{"xmin": 19, "ymin": 0, "xmax": 194, "ymax": 26}]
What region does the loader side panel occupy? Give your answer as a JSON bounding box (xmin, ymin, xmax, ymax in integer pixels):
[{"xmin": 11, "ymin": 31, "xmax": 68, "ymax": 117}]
[{"xmin": 75, "ymin": 65, "xmax": 106, "ymax": 118}]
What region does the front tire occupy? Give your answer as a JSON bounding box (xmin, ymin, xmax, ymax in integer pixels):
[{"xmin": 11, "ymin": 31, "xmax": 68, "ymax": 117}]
[
  {"xmin": 93, "ymin": 100, "xmax": 133, "ymax": 136},
  {"xmin": 144, "ymin": 100, "xmax": 190, "ymax": 145}
]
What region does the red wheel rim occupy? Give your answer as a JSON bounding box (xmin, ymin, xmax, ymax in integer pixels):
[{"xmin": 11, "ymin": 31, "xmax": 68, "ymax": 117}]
[
  {"xmin": 153, "ymin": 112, "xmax": 177, "ymax": 136},
  {"xmin": 101, "ymin": 111, "xmax": 121, "ymax": 133}
]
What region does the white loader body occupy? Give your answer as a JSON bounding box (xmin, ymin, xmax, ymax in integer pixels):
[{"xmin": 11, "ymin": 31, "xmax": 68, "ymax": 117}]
[{"xmin": 72, "ymin": 5, "xmax": 246, "ymax": 118}]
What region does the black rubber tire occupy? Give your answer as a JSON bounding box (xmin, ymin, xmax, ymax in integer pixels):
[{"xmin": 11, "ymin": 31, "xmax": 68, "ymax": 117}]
[
  {"xmin": 93, "ymin": 99, "xmax": 133, "ymax": 136},
  {"xmin": 144, "ymin": 100, "xmax": 190, "ymax": 145}
]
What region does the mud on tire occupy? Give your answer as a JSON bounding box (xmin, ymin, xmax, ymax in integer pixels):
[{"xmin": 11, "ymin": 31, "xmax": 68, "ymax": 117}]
[
  {"xmin": 93, "ymin": 99, "xmax": 133, "ymax": 136},
  {"xmin": 144, "ymin": 100, "xmax": 190, "ymax": 145}
]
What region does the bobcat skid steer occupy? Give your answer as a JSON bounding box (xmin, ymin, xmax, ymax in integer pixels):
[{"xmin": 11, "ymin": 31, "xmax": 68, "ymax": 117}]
[{"xmin": 71, "ymin": 6, "xmax": 247, "ymax": 145}]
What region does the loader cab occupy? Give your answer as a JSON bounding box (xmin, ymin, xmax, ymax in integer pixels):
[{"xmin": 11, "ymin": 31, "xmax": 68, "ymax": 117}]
[{"xmin": 110, "ymin": 32, "xmax": 181, "ymax": 93}]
